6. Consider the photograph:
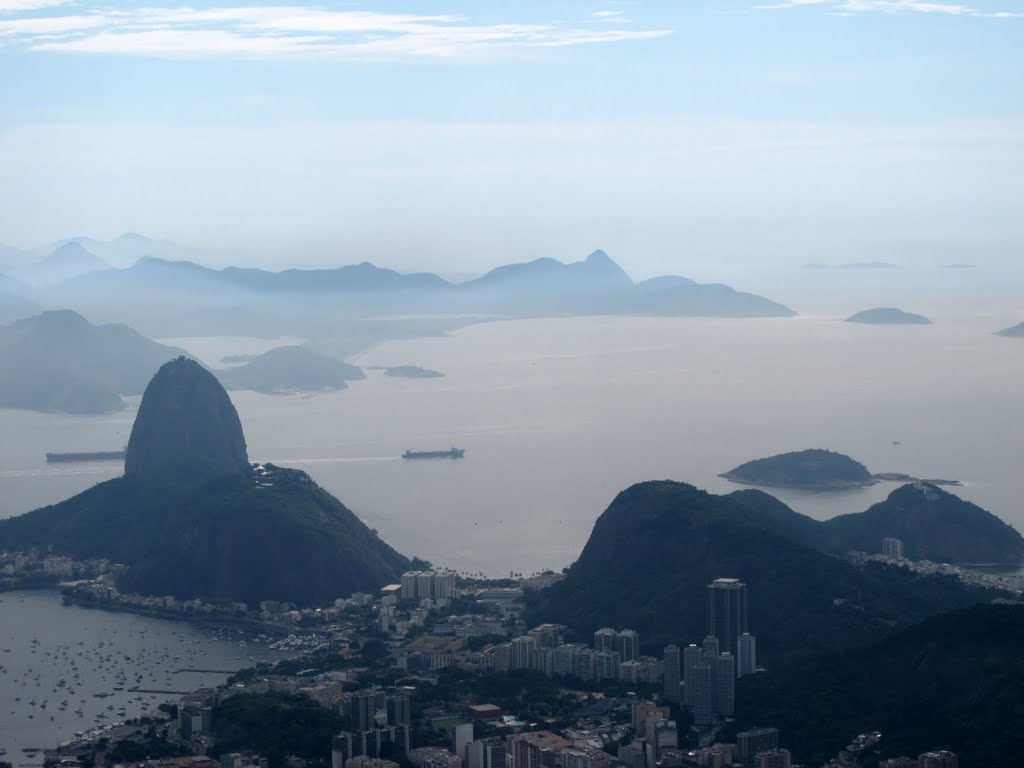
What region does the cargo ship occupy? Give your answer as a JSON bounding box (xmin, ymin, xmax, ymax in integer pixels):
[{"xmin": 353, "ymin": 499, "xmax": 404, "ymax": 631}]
[
  {"xmin": 402, "ymin": 447, "xmax": 465, "ymax": 460},
  {"xmin": 46, "ymin": 450, "xmax": 126, "ymax": 463}
]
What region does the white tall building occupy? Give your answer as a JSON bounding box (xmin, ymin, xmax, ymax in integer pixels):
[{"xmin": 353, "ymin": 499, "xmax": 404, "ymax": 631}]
[
  {"xmin": 594, "ymin": 628, "xmax": 618, "ymax": 651},
  {"xmin": 618, "ymin": 629, "xmax": 640, "ymax": 661},
  {"xmin": 455, "ymin": 724, "xmax": 474, "ymax": 766},
  {"xmin": 882, "ymin": 537, "xmax": 905, "ymax": 560}
]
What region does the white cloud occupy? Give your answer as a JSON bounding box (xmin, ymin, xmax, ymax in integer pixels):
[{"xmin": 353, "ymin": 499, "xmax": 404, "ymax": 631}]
[
  {"xmin": 0, "ymin": 0, "xmax": 70, "ymax": 12},
  {"xmin": 0, "ymin": 4, "xmax": 670, "ymax": 59},
  {"xmin": 757, "ymin": 0, "xmax": 1022, "ymax": 14},
  {"xmin": 0, "ymin": 15, "xmax": 104, "ymax": 36}
]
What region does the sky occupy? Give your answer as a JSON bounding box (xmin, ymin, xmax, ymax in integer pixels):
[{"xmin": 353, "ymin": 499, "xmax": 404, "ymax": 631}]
[{"xmin": 0, "ymin": 0, "xmax": 1022, "ymax": 276}]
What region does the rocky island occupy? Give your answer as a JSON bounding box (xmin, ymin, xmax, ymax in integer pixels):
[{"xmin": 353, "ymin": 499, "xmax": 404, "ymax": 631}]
[
  {"xmin": 722, "ymin": 449, "xmax": 962, "ymax": 491},
  {"xmin": 0, "ymin": 357, "xmax": 410, "ymax": 605},
  {"xmin": 845, "ymin": 307, "xmax": 932, "ymax": 325},
  {"xmin": 217, "ymin": 344, "xmax": 364, "ymax": 394},
  {"xmin": 720, "ymin": 449, "xmax": 876, "ymax": 490},
  {"xmin": 367, "ymin": 365, "xmax": 445, "ymax": 378}
]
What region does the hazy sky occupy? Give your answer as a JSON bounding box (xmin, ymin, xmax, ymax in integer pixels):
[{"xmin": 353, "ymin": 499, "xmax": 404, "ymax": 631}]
[{"xmin": 1, "ymin": 0, "xmax": 1022, "ymax": 275}]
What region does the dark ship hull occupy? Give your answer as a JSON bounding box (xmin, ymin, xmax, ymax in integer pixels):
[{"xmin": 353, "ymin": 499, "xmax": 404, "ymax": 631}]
[
  {"xmin": 46, "ymin": 451, "xmax": 126, "ymax": 463},
  {"xmin": 402, "ymin": 448, "xmax": 465, "ymax": 460}
]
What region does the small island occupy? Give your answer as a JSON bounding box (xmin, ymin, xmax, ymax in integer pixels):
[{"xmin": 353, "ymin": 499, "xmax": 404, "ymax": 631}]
[
  {"xmin": 722, "ymin": 448, "xmax": 962, "ymax": 490},
  {"xmin": 367, "ymin": 365, "xmax": 445, "ymax": 378},
  {"xmin": 845, "ymin": 307, "xmax": 932, "ymax": 325},
  {"xmin": 995, "ymin": 322, "xmax": 1024, "ymax": 338},
  {"xmin": 720, "ymin": 449, "xmax": 876, "ymax": 490},
  {"xmin": 217, "ymin": 345, "xmax": 364, "ymax": 394}
]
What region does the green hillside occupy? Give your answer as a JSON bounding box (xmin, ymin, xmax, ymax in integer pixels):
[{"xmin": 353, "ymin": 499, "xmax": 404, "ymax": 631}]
[
  {"xmin": 736, "ymin": 603, "xmax": 1024, "ymax": 766},
  {"xmin": 528, "ymin": 481, "xmax": 992, "ymax": 662},
  {"xmin": 0, "ymin": 464, "xmax": 410, "ymax": 606}
]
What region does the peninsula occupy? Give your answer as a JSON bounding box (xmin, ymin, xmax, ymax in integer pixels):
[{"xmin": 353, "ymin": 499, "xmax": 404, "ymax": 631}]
[{"xmin": 995, "ymin": 321, "xmax": 1024, "ymax": 337}]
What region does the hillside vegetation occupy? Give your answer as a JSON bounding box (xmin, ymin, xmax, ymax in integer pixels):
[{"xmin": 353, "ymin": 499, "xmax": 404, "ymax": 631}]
[
  {"xmin": 736, "ymin": 603, "xmax": 1024, "ymax": 766},
  {"xmin": 528, "ymin": 481, "xmax": 993, "ymax": 662}
]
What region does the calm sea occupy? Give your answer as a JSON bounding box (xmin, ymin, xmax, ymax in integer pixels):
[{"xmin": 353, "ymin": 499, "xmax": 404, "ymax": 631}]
[{"xmin": 2, "ymin": 314, "xmax": 1021, "ymax": 578}]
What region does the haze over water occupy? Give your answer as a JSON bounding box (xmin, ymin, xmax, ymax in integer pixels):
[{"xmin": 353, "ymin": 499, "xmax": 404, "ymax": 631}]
[{"xmin": 2, "ymin": 313, "xmax": 1021, "ymax": 577}]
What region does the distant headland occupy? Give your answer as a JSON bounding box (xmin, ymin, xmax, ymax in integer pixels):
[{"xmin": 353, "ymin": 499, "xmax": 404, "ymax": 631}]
[{"xmin": 995, "ymin": 322, "xmax": 1024, "ymax": 338}]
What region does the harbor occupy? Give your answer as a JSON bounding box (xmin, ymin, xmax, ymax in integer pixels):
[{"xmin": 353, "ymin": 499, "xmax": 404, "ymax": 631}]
[{"xmin": 0, "ymin": 591, "xmax": 286, "ymax": 762}]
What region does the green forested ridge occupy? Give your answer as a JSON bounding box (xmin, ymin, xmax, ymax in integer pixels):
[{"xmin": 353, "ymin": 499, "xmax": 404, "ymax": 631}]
[
  {"xmin": 736, "ymin": 603, "xmax": 1024, "ymax": 766},
  {"xmin": 726, "ymin": 479, "xmax": 1024, "ymax": 564},
  {"xmin": 0, "ymin": 465, "xmax": 410, "ymax": 606},
  {"xmin": 818, "ymin": 482, "xmax": 1024, "ymax": 563},
  {"xmin": 528, "ymin": 481, "xmax": 994, "ymax": 662}
]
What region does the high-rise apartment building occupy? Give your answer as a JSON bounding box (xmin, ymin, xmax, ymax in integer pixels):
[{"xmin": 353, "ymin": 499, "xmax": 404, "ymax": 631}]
[
  {"xmin": 707, "ymin": 578, "xmax": 748, "ymax": 656},
  {"xmin": 753, "ymin": 749, "xmax": 791, "ymax": 768},
  {"xmin": 737, "ymin": 633, "xmax": 757, "ymax": 678},
  {"xmin": 510, "ymin": 635, "xmax": 538, "ymax": 671},
  {"xmin": 690, "ymin": 662, "xmax": 713, "ymax": 726},
  {"xmin": 737, "ymin": 728, "xmax": 779, "ymax": 764},
  {"xmin": 918, "ymin": 751, "xmax": 957, "ymax": 768},
  {"xmin": 388, "ymin": 694, "xmax": 411, "ymax": 727},
  {"xmin": 682, "ymin": 644, "xmax": 703, "ymax": 706},
  {"xmin": 701, "ymin": 635, "xmax": 719, "ymax": 659},
  {"xmin": 618, "ymin": 629, "xmax": 640, "ymax": 662},
  {"xmin": 594, "ymin": 628, "xmax": 618, "ymax": 652},
  {"xmin": 663, "ymin": 644, "xmax": 681, "ymax": 703},
  {"xmin": 882, "ymin": 537, "xmax": 905, "ymax": 560},
  {"xmin": 455, "ymin": 723, "xmax": 474, "ymax": 767},
  {"xmin": 714, "ymin": 653, "xmax": 735, "ymax": 717}
]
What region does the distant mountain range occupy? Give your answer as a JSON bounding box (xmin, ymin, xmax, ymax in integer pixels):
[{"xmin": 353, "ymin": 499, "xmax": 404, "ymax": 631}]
[
  {"xmin": 0, "ymin": 273, "xmax": 41, "ymax": 323},
  {"xmin": 0, "ymin": 233, "xmax": 200, "ymax": 275},
  {"xmin": 14, "ymin": 241, "xmax": 111, "ymax": 285},
  {"xmin": 0, "ymin": 310, "xmax": 186, "ymax": 413},
  {"xmin": 25, "ymin": 248, "xmax": 795, "ymax": 339},
  {"xmin": 528, "ymin": 481, "xmax": 1010, "ymax": 662}
]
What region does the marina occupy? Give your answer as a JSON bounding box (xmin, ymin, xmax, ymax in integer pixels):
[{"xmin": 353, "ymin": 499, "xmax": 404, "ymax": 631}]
[{"xmin": 0, "ymin": 590, "xmax": 287, "ymax": 761}]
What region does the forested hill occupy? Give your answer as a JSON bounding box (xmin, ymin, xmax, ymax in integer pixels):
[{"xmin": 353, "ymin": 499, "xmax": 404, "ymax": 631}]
[
  {"xmin": 736, "ymin": 602, "xmax": 1024, "ymax": 766},
  {"xmin": 527, "ymin": 481, "xmax": 992, "ymax": 662}
]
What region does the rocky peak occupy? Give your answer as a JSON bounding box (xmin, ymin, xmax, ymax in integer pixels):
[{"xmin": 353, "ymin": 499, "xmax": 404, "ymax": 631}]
[{"xmin": 125, "ymin": 357, "xmax": 249, "ymax": 480}]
